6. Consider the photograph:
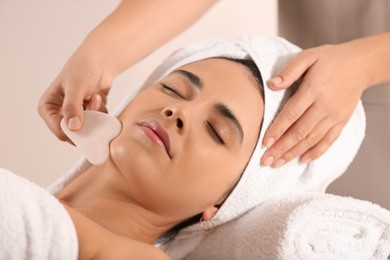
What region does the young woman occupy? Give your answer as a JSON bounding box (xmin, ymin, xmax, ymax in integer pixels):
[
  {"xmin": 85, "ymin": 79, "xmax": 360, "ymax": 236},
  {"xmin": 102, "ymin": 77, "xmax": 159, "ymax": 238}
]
[{"xmin": 55, "ymin": 57, "xmax": 264, "ymax": 259}]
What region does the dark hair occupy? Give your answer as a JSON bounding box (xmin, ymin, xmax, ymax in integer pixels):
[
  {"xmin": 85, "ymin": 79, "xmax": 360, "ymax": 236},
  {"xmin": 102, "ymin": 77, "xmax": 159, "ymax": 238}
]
[
  {"xmin": 221, "ymin": 57, "xmax": 264, "ymax": 95},
  {"xmin": 158, "ymin": 57, "xmax": 264, "ymax": 245}
]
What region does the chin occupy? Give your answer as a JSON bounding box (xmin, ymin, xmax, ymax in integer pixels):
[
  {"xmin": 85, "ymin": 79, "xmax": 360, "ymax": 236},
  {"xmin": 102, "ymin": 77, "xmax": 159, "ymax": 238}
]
[
  {"xmin": 109, "ymin": 134, "xmax": 165, "ymax": 182},
  {"xmin": 109, "ymin": 137, "xmax": 170, "ymax": 209}
]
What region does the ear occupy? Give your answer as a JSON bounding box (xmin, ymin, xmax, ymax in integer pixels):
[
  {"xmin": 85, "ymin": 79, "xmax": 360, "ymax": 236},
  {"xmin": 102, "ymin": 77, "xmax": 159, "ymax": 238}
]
[{"xmin": 202, "ymin": 206, "xmax": 218, "ymax": 221}]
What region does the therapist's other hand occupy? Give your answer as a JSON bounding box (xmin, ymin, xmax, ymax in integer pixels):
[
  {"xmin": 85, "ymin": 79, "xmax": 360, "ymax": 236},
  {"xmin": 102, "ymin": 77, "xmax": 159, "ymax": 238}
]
[
  {"xmin": 38, "ymin": 51, "xmax": 112, "ymax": 142},
  {"xmin": 261, "ymin": 43, "xmax": 368, "ymax": 167}
]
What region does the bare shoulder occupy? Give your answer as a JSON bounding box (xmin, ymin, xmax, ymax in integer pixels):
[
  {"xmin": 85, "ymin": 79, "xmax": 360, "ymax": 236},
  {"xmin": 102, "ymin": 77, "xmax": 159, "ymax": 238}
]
[
  {"xmin": 100, "ymin": 235, "xmax": 171, "ymax": 260},
  {"xmin": 142, "ymin": 245, "xmax": 171, "ymax": 260},
  {"xmin": 61, "ymin": 203, "xmax": 170, "ymax": 259}
]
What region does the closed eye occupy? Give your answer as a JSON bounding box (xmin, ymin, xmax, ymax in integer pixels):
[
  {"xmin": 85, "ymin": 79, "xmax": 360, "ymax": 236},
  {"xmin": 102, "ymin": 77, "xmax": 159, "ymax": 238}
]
[
  {"xmin": 206, "ymin": 121, "xmax": 225, "ymax": 145},
  {"xmin": 160, "ymin": 83, "xmax": 186, "ymax": 99}
]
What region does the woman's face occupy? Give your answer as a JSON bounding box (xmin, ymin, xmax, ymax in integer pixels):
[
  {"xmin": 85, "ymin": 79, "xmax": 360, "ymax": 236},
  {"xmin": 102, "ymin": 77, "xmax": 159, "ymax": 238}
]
[{"xmin": 110, "ymin": 58, "xmax": 263, "ymax": 222}]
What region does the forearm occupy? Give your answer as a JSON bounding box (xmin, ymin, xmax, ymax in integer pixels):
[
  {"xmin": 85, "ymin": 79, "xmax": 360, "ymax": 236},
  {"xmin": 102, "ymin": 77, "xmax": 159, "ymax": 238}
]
[
  {"xmin": 76, "ymin": 0, "xmax": 217, "ymax": 77},
  {"xmin": 342, "ymin": 31, "xmax": 390, "ymax": 89}
]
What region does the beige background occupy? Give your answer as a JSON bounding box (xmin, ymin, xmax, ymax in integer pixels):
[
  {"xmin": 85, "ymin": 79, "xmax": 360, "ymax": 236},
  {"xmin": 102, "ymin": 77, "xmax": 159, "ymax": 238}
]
[
  {"xmin": 0, "ymin": 0, "xmax": 277, "ymax": 185},
  {"xmin": 0, "ymin": 1, "xmax": 388, "ymax": 210}
]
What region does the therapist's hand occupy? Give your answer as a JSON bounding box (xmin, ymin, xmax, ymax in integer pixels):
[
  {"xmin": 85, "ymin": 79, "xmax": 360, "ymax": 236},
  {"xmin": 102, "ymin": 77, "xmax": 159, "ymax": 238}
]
[
  {"xmin": 38, "ymin": 0, "xmax": 218, "ymax": 142},
  {"xmin": 260, "ymin": 43, "xmax": 369, "ymax": 167},
  {"xmin": 38, "ymin": 49, "xmax": 112, "ymax": 142}
]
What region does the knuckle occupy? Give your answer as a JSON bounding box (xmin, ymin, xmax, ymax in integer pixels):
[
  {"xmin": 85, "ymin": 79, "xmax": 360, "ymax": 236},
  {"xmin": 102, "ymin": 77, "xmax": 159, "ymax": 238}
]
[
  {"xmin": 284, "ymin": 108, "xmax": 299, "ymax": 122},
  {"xmin": 282, "ymin": 151, "xmax": 295, "ymax": 161},
  {"xmin": 280, "ymin": 65, "xmax": 294, "ymax": 80},
  {"xmin": 313, "ymin": 138, "xmax": 334, "ymax": 159},
  {"xmin": 62, "ymin": 102, "xmax": 78, "ymax": 116},
  {"xmin": 321, "ymin": 44, "xmax": 333, "ymax": 50},
  {"xmin": 305, "ymin": 132, "xmax": 321, "ymax": 147},
  {"xmin": 98, "ymin": 72, "xmax": 113, "ymax": 90},
  {"xmin": 334, "ymin": 127, "xmax": 344, "ymax": 139},
  {"xmin": 37, "ymin": 92, "xmax": 49, "ymax": 109},
  {"xmin": 323, "ymin": 132, "xmax": 338, "ymax": 147},
  {"xmin": 310, "ymin": 144, "xmax": 327, "ymax": 159},
  {"xmin": 37, "ymin": 100, "xmax": 44, "ymax": 115},
  {"xmin": 294, "ymin": 52, "xmax": 309, "ymax": 63},
  {"xmin": 291, "ymin": 127, "xmax": 306, "ymax": 142},
  {"xmin": 309, "ymin": 128, "xmax": 341, "ymax": 160},
  {"xmin": 297, "ymin": 48, "xmax": 315, "ymax": 61},
  {"xmin": 62, "ymin": 102, "xmax": 73, "ymax": 112},
  {"xmin": 272, "ymin": 126, "xmax": 285, "ymax": 139},
  {"xmin": 267, "ymin": 146, "xmax": 281, "ymax": 159}
]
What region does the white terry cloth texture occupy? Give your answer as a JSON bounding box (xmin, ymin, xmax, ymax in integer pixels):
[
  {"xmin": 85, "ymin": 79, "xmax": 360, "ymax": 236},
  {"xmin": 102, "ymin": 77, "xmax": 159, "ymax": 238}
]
[
  {"xmin": 184, "ymin": 193, "xmax": 390, "ymax": 260},
  {"xmin": 47, "ymin": 35, "xmax": 366, "ymax": 258},
  {"xmin": 0, "ymin": 168, "xmax": 78, "ymax": 260}
]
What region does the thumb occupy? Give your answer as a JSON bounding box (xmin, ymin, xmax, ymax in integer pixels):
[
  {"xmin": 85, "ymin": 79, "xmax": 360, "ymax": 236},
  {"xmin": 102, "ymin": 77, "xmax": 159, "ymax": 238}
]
[
  {"xmin": 267, "ymin": 51, "xmax": 317, "ymax": 90},
  {"xmin": 63, "ymin": 86, "xmax": 87, "ymax": 131}
]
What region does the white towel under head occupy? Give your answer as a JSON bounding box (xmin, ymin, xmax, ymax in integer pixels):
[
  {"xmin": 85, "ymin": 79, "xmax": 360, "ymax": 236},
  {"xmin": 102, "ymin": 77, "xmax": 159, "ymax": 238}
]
[
  {"xmin": 47, "ymin": 35, "xmax": 366, "ymax": 257},
  {"xmin": 184, "ymin": 193, "xmax": 390, "ymax": 260}
]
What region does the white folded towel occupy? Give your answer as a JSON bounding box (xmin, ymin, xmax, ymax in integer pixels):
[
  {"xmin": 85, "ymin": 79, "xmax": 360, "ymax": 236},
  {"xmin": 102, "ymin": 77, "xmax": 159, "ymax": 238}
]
[
  {"xmin": 184, "ymin": 193, "xmax": 390, "ymax": 260},
  {"xmin": 0, "ymin": 168, "xmax": 78, "ymax": 260}
]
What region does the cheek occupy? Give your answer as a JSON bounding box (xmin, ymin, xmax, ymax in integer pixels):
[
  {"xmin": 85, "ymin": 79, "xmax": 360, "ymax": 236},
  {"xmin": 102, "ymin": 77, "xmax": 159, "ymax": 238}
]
[
  {"xmin": 173, "ymin": 143, "xmax": 244, "ymax": 201},
  {"xmin": 117, "ymin": 87, "xmax": 164, "ymax": 117},
  {"xmin": 182, "ymin": 135, "xmax": 250, "ymax": 177},
  {"xmin": 118, "ymin": 99, "xmax": 147, "ymax": 121},
  {"xmin": 109, "ymin": 128, "xmax": 140, "ymax": 176}
]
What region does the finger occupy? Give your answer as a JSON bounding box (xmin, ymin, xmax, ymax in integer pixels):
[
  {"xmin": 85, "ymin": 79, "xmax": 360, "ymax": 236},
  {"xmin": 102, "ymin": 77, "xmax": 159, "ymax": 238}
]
[
  {"xmin": 37, "ymin": 89, "xmax": 70, "ymax": 141},
  {"xmin": 262, "ymin": 86, "xmax": 314, "ymax": 148},
  {"xmin": 300, "ymin": 124, "xmax": 344, "ymax": 163},
  {"xmin": 44, "ymin": 112, "xmax": 70, "ymax": 142},
  {"xmin": 62, "ymin": 84, "xmax": 88, "ymax": 131},
  {"xmin": 271, "ymin": 118, "xmax": 333, "ymax": 167},
  {"xmin": 267, "ymin": 51, "xmax": 317, "ymax": 90},
  {"xmin": 99, "ymin": 101, "xmax": 108, "ymax": 113},
  {"xmin": 96, "ymin": 92, "xmax": 108, "ymax": 113},
  {"xmin": 85, "ymin": 94, "xmax": 102, "ymax": 111},
  {"xmin": 86, "ymin": 94, "xmax": 109, "ymax": 113},
  {"xmin": 261, "ymin": 103, "xmax": 323, "ymax": 166}
]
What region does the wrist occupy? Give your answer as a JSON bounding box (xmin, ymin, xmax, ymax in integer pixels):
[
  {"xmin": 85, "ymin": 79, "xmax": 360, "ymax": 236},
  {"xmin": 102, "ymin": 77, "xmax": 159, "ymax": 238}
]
[
  {"xmin": 345, "ymin": 32, "xmax": 390, "ymax": 89},
  {"xmin": 64, "ymin": 39, "xmax": 115, "ymax": 93},
  {"xmin": 78, "ymin": 30, "xmax": 124, "ymax": 79}
]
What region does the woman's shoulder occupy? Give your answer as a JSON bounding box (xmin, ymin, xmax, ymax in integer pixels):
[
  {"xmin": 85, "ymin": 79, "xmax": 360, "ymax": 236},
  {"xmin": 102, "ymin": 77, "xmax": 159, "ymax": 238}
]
[
  {"xmin": 62, "ymin": 203, "xmax": 170, "ymax": 259},
  {"xmin": 99, "ymin": 234, "xmax": 170, "ymax": 260}
]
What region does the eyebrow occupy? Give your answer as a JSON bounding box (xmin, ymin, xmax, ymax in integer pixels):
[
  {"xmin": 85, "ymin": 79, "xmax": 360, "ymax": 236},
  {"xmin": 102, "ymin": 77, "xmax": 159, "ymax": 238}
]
[
  {"xmin": 216, "ymin": 103, "xmax": 244, "ymax": 143},
  {"xmin": 173, "ymin": 69, "xmax": 203, "ymax": 89}
]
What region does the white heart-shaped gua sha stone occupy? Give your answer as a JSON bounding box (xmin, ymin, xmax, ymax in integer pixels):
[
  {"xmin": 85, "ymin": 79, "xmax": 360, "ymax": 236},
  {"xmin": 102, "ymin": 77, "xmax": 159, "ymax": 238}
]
[{"xmin": 60, "ymin": 111, "xmax": 122, "ymax": 165}]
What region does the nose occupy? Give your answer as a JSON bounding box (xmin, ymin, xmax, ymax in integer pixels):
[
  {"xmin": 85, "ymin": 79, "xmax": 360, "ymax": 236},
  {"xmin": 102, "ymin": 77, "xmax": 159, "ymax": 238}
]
[{"xmin": 162, "ymin": 106, "xmax": 185, "ymax": 130}]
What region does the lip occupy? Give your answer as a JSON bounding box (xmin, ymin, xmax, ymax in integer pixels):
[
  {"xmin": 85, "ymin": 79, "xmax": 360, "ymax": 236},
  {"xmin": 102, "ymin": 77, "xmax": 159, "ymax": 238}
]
[{"xmin": 137, "ymin": 120, "xmax": 171, "ymax": 158}]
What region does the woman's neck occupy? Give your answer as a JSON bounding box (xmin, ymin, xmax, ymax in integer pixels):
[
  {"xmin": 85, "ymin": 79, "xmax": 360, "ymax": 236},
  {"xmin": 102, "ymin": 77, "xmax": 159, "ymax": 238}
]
[{"xmin": 55, "ymin": 161, "xmax": 174, "ymax": 244}]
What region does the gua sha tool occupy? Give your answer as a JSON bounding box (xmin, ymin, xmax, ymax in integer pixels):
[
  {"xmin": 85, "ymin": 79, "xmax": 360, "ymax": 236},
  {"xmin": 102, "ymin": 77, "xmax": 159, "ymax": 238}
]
[{"xmin": 60, "ymin": 110, "xmax": 122, "ymax": 165}]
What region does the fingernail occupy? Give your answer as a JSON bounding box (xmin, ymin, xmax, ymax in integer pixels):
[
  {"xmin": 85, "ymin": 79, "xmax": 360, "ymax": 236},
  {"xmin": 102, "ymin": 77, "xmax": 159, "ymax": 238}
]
[
  {"xmin": 273, "ymin": 159, "xmax": 286, "ymax": 168},
  {"xmin": 269, "ymin": 76, "xmax": 283, "ymax": 85},
  {"xmin": 265, "ymin": 137, "xmax": 275, "ymax": 148},
  {"xmin": 263, "ymin": 156, "xmax": 274, "ymax": 167},
  {"xmin": 301, "ymin": 157, "xmax": 312, "ymax": 164},
  {"xmin": 68, "ymin": 116, "xmax": 80, "ymax": 130}
]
